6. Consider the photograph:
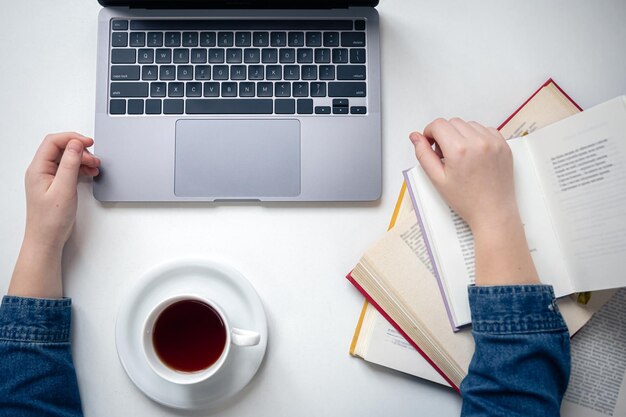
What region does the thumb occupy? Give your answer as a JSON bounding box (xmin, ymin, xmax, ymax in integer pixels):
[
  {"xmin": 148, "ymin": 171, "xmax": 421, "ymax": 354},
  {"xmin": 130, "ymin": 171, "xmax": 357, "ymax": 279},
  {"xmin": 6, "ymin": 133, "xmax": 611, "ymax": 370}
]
[
  {"xmin": 50, "ymin": 140, "xmax": 83, "ymax": 196},
  {"xmin": 409, "ymin": 132, "xmax": 445, "ymax": 185}
]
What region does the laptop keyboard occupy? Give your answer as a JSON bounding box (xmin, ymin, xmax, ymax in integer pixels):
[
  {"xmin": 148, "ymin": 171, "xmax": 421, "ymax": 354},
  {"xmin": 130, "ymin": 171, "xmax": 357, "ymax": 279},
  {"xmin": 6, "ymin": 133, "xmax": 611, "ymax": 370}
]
[{"xmin": 108, "ymin": 19, "xmax": 368, "ymax": 116}]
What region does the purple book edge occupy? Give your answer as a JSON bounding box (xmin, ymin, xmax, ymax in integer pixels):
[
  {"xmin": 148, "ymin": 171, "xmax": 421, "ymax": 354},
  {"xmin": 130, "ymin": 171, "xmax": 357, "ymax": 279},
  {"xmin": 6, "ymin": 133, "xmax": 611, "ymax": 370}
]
[{"xmin": 403, "ymin": 168, "xmax": 462, "ymax": 332}]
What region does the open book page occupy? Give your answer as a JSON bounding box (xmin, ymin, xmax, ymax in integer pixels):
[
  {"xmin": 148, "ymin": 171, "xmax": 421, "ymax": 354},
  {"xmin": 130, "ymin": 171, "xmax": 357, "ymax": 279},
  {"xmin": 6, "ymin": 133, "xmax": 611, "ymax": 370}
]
[
  {"xmin": 562, "ymin": 288, "xmax": 626, "ymax": 417},
  {"xmin": 525, "ymin": 96, "xmax": 626, "ymax": 292}
]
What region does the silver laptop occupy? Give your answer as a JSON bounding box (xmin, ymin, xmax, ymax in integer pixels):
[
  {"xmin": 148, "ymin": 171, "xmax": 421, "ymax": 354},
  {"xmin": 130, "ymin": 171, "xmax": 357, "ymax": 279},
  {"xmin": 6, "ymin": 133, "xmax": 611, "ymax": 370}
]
[{"xmin": 94, "ymin": 0, "xmax": 381, "ymax": 202}]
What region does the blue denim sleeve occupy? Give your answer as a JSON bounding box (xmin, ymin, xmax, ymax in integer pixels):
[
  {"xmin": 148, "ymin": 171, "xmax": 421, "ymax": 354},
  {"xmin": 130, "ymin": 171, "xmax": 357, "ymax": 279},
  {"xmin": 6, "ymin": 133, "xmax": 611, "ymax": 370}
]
[
  {"xmin": 0, "ymin": 296, "xmax": 83, "ymax": 417},
  {"xmin": 460, "ymin": 285, "xmax": 570, "ymax": 417}
]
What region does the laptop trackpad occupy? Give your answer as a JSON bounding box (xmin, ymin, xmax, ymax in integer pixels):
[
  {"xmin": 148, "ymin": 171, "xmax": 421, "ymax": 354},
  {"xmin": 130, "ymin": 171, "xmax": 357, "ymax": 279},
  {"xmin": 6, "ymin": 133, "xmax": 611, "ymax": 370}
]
[{"xmin": 175, "ymin": 119, "xmax": 301, "ymax": 198}]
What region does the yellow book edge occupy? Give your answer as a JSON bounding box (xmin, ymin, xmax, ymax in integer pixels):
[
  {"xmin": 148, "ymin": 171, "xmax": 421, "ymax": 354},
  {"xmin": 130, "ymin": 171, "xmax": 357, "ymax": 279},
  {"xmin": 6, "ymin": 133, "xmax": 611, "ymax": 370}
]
[{"xmin": 349, "ymin": 182, "xmax": 407, "ymax": 355}]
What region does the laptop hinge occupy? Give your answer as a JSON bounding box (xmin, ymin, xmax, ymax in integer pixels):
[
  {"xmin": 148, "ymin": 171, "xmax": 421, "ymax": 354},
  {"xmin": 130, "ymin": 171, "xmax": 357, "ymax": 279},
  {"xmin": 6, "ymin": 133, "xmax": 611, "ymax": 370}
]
[{"xmin": 121, "ymin": 1, "xmax": 358, "ymax": 10}]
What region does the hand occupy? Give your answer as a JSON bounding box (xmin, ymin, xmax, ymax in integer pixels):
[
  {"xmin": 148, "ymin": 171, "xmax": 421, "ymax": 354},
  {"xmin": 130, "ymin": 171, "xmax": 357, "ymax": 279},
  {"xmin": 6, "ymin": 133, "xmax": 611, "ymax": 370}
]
[
  {"xmin": 24, "ymin": 132, "xmax": 100, "ymax": 251},
  {"xmin": 409, "ymin": 118, "xmax": 539, "ymax": 286},
  {"xmin": 8, "ymin": 133, "xmax": 100, "ymax": 299}
]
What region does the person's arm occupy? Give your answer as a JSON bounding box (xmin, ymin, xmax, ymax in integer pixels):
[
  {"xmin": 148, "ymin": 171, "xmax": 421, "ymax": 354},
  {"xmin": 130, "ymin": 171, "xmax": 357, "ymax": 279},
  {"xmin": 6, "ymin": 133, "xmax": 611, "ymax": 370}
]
[
  {"xmin": 1, "ymin": 133, "xmax": 99, "ymax": 417},
  {"xmin": 410, "ymin": 119, "xmax": 570, "ymax": 416}
]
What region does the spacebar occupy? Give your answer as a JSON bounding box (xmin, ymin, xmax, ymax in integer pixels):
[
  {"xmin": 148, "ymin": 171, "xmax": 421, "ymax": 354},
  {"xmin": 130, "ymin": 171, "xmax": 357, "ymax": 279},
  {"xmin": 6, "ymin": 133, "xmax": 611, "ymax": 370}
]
[{"xmin": 186, "ymin": 99, "xmax": 273, "ymax": 114}]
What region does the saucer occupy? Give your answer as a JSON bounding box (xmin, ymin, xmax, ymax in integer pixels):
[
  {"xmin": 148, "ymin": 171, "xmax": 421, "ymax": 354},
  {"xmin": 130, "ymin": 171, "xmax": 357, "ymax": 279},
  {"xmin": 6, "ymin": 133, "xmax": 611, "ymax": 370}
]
[{"xmin": 115, "ymin": 259, "xmax": 268, "ymax": 410}]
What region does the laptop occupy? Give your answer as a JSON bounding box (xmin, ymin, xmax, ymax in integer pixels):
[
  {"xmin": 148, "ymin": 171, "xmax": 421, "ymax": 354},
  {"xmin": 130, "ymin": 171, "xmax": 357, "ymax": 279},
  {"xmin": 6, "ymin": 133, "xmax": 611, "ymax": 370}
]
[{"xmin": 94, "ymin": 1, "xmax": 381, "ymax": 202}]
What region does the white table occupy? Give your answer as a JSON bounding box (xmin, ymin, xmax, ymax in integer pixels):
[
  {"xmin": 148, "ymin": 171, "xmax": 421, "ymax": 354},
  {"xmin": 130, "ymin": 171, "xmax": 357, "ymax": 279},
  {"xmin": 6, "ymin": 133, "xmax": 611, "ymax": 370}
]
[{"xmin": 1, "ymin": 1, "xmax": 625, "ymax": 416}]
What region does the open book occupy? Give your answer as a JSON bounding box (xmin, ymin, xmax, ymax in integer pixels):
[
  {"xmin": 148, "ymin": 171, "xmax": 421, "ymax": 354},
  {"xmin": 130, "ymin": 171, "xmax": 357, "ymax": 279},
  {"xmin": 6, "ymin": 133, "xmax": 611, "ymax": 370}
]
[{"xmin": 405, "ymin": 95, "xmax": 626, "ymax": 330}]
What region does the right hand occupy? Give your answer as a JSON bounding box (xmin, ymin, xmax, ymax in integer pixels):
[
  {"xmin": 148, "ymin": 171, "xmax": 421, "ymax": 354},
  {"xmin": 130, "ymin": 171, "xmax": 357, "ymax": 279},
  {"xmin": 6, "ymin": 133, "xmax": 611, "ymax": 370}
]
[{"xmin": 409, "ymin": 118, "xmax": 519, "ymax": 232}]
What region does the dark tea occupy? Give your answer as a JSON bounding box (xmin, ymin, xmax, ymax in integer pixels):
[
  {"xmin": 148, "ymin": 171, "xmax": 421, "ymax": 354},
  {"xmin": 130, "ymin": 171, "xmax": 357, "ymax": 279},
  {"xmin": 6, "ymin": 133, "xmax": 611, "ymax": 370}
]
[{"xmin": 152, "ymin": 299, "xmax": 227, "ymax": 373}]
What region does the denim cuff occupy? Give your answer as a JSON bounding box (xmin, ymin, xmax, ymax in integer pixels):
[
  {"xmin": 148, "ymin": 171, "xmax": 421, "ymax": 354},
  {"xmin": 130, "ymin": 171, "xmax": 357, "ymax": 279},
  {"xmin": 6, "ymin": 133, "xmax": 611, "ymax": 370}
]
[
  {"xmin": 468, "ymin": 285, "xmax": 567, "ymax": 334},
  {"xmin": 0, "ymin": 296, "xmax": 72, "ymax": 343}
]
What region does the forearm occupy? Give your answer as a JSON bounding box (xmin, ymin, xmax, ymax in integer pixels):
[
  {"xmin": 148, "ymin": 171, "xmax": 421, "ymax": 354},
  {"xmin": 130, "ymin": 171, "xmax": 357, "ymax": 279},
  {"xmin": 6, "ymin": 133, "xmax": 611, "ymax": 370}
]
[
  {"xmin": 460, "ymin": 286, "xmax": 570, "ymax": 417},
  {"xmin": 8, "ymin": 237, "xmax": 63, "ymax": 299}
]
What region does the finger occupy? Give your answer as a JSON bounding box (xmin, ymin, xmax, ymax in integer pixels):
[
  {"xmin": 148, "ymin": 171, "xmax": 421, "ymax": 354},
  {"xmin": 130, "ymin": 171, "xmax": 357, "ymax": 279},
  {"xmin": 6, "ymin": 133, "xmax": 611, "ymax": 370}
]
[
  {"xmin": 422, "ymin": 118, "xmax": 464, "ymax": 151},
  {"xmin": 410, "ymin": 132, "xmax": 445, "ymax": 185},
  {"xmin": 81, "ymin": 150, "xmax": 101, "ymax": 168},
  {"xmin": 50, "ymin": 140, "xmax": 84, "ymax": 195},
  {"xmin": 467, "ymin": 121, "xmax": 492, "ymax": 137},
  {"xmin": 79, "ymin": 165, "xmax": 100, "ymax": 177},
  {"xmin": 449, "ymin": 117, "xmax": 477, "ymax": 137},
  {"xmin": 32, "ymin": 133, "xmax": 94, "ymax": 173},
  {"xmin": 488, "ymin": 126, "xmax": 505, "ymax": 140}
]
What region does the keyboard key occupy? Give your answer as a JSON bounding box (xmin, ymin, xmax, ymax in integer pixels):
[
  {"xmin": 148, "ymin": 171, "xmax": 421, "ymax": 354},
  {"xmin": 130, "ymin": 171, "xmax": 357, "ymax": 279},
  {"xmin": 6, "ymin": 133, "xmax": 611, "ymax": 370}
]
[
  {"xmin": 297, "ymin": 48, "xmax": 313, "ymax": 63},
  {"xmin": 141, "ymin": 65, "xmax": 158, "ymax": 80},
  {"xmin": 177, "ymin": 65, "xmax": 193, "ymax": 80},
  {"xmin": 209, "ymin": 48, "xmax": 225, "ymax": 63},
  {"xmin": 195, "ymin": 65, "xmax": 211, "ymax": 80},
  {"xmin": 168, "ymin": 82, "xmax": 184, "ymax": 97},
  {"xmin": 315, "ymin": 48, "xmax": 331, "ymax": 63},
  {"xmin": 293, "ymin": 82, "xmax": 309, "ymax": 97},
  {"xmin": 337, "ymin": 65, "xmax": 366, "ymax": 80},
  {"xmin": 182, "ymin": 32, "xmax": 198, "ymax": 46},
  {"xmin": 332, "ymin": 48, "xmax": 348, "ymax": 63},
  {"xmin": 230, "ymin": 65, "xmax": 246, "ymax": 80},
  {"xmin": 163, "ymin": 99, "xmax": 184, "ymax": 114},
  {"xmin": 261, "ymin": 48, "xmax": 278, "ymax": 63},
  {"xmin": 138, "ymin": 48, "xmax": 154, "ymax": 63},
  {"xmin": 306, "ymin": 32, "xmax": 322, "ymax": 47},
  {"xmin": 165, "ymin": 32, "xmax": 181, "ymax": 47},
  {"xmin": 275, "ymin": 99, "xmax": 295, "ymax": 114},
  {"xmin": 248, "ymin": 65, "xmax": 264, "ymax": 80},
  {"xmin": 350, "ymin": 48, "xmax": 366, "ymax": 63},
  {"xmin": 145, "ymin": 99, "xmax": 162, "ymax": 114},
  {"xmin": 191, "ymin": 48, "xmax": 207, "ymax": 63},
  {"xmin": 297, "ymin": 99, "xmax": 313, "ymax": 114},
  {"xmin": 128, "ymin": 99, "xmax": 144, "ymax": 115},
  {"xmin": 257, "ymin": 82, "xmax": 273, "ymax": 97},
  {"xmin": 200, "ymin": 32, "xmax": 216, "ymax": 46},
  {"xmin": 110, "ymin": 82, "xmax": 148, "ymax": 97},
  {"xmin": 213, "ymin": 65, "xmax": 229, "ymax": 80},
  {"xmin": 217, "ymin": 32, "xmax": 234, "ymax": 47},
  {"xmin": 110, "ymin": 99, "xmax": 125, "ymax": 114},
  {"xmin": 112, "ymin": 32, "xmax": 128, "ymax": 47},
  {"xmin": 279, "ymin": 48, "xmax": 295, "ymax": 63},
  {"xmin": 342, "ymin": 32, "xmax": 366, "ymax": 47},
  {"xmin": 329, "ymin": 82, "xmax": 366, "ymax": 97},
  {"xmin": 319, "ymin": 65, "xmax": 335, "ymax": 80},
  {"xmin": 226, "ymin": 48, "xmax": 242, "ymax": 63},
  {"xmin": 275, "ymin": 82, "xmax": 291, "ymax": 97},
  {"xmin": 333, "ymin": 99, "xmax": 349, "ymax": 107},
  {"xmin": 112, "ymin": 20, "xmax": 128, "ymax": 31},
  {"xmin": 155, "ymin": 49, "xmax": 171, "ymax": 63},
  {"xmin": 150, "ymin": 82, "xmax": 166, "ymax": 97},
  {"xmin": 284, "ymin": 65, "xmax": 299, "ymax": 80},
  {"xmin": 253, "ymin": 32, "xmax": 269, "ymax": 47},
  {"xmin": 351, "ymin": 106, "xmax": 367, "ymax": 114},
  {"xmin": 315, "ymin": 106, "xmax": 331, "ymax": 114},
  {"xmin": 160, "ymin": 66, "xmax": 176, "ymax": 80},
  {"xmin": 270, "ymin": 32, "xmax": 286, "ymax": 47},
  {"xmin": 203, "ymin": 82, "xmax": 220, "ymax": 97},
  {"xmin": 111, "ymin": 49, "xmax": 135, "ymax": 64},
  {"xmin": 173, "ymin": 49, "xmax": 189, "ymax": 63},
  {"xmin": 235, "ymin": 32, "xmax": 251, "ymax": 47},
  {"xmin": 310, "ymin": 82, "xmax": 327, "ymax": 97},
  {"xmin": 266, "ymin": 65, "xmax": 282, "ymax": 80},
  {"xmin": 301, "ymin": 65, "xmax": 317, "ymax": 80},
  {"xmin": 354, "ymin": 20, "xmax": 366, "ymax": 31},
  {"xmin": 222, "ymin": 83, "xmax": 237, "ymax": 97},
  {"xmin": 240, "ymin": 82, "xmax": 255, "ymax": 97},
  {"xmin": 111, "ymin": 65, "xmax": 140, "ymax": 80},
  {"xmin": 288, "ymin": 32, "xmax": 305, "ymax": 47},
  {"xmin": 323, "ymin": 32, "xmax": 340, "ymax": 47},
  {"xmin": 186, "ymin": 82, "xmax": 202, "ymax": 97},
  {"xmin": 187, "ymin": 99, "xmax": 273, "ymax": 114},
  {"xmin": 244, "ymin": 48, "xmax": 260, "ymax": 63},
  {"xmin": 333, "ymin": 106, "xmax": 348, "ymax": 114},
  {"xmin": 129, "ymin": 32, "xmax": 145, "ymax": 47},
  {"xmin": 147, "ymin": 32, "xmax": 163, "ymax": 47}
]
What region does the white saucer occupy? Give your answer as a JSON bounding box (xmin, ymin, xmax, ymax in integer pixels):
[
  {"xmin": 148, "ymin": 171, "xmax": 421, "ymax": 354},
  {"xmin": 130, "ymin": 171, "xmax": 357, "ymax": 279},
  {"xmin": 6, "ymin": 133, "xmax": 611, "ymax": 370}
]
[{"xmin": 115, "ymin": 259, "xmax": 268, "ymax": 410}]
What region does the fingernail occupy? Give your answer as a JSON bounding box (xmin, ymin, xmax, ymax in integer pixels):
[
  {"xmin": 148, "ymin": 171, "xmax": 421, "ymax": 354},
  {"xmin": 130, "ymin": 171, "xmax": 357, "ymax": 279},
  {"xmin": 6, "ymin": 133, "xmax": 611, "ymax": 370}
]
[
  {"xmin": 409, "ymin": 132, "xmax": 420, "ymax": 144},
  {"xmin": 67, "ymin": 141, "xmax": 82, "ymax": 154}
]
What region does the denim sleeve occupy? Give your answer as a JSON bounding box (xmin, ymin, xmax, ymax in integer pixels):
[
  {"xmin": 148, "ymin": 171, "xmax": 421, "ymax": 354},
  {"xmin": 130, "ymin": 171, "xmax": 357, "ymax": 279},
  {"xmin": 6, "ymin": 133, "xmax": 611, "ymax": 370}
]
[
  {"xmin": 460, "ymin": 285, "xmax": 570, "ymax": 417},
  {"xmin": 0, "ymin": 296, "xmax": 83, "ymax": 417}
]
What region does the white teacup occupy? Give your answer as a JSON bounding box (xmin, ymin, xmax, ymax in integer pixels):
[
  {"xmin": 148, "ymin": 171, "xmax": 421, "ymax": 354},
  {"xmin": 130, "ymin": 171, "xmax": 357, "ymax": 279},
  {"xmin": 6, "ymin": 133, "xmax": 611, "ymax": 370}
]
[{"xmin": 142, "ymin": 294, "xmax": 260, "ymax": 385}]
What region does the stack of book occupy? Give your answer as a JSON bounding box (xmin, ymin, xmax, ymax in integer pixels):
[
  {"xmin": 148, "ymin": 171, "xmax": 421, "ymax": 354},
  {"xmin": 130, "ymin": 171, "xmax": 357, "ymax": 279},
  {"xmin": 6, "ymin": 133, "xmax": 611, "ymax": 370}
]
[{"xmin": 346, "ymin": 80, "xmax": 626, "ymax": 403}]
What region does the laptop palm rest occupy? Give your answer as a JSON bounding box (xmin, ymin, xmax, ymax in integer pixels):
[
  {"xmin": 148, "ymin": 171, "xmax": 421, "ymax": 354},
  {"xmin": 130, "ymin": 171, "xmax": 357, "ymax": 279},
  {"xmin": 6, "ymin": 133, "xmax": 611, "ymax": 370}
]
[{"xmin": 174, "ymin": 119, "xmax": 301, "ymax": 198}]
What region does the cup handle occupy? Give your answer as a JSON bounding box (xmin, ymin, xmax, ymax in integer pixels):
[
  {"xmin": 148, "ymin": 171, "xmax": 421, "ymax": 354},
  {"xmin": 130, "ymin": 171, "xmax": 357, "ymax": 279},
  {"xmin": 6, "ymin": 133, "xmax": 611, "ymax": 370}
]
[{"xmin": 231, "ymin": 328, "xmax": 261, "ymax": 347}]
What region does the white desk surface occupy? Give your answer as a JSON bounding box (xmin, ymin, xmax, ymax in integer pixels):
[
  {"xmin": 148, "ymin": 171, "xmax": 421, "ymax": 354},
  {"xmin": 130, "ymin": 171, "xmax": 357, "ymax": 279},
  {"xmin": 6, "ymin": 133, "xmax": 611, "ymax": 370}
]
[{"xmin": 1, "ymin": 1, "xmax": 625, "ymax": 416}]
